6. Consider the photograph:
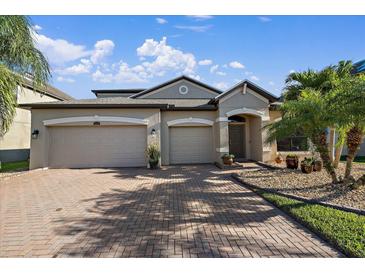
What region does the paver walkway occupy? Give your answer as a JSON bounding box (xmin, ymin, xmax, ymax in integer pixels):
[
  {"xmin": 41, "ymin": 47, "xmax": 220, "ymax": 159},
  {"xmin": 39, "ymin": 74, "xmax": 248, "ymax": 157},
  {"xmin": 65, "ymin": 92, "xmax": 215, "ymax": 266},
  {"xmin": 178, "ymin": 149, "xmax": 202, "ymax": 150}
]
[{"xmin": 0, "ymin": 165, "xmax": 342, "ymax": 257}]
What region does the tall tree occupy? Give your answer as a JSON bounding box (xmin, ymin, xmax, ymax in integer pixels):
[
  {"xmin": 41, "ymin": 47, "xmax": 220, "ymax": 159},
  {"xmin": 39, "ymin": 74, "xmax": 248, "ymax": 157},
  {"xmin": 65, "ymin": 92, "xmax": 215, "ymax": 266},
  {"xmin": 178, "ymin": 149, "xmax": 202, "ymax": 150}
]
[
  {"xmin": 0, "ymin": 16, "xmax": 50, "ymax": 136},
  {"xmin": 283, "ymin": 61, "xmax": 354, "ymax": 167},
  {"xmin": 266, "ymin": 89, "xmax": 339, "ymax": 183},
  {"xmin": 330, "ymin": 76, "xmax": 365, "ymax": 180}
]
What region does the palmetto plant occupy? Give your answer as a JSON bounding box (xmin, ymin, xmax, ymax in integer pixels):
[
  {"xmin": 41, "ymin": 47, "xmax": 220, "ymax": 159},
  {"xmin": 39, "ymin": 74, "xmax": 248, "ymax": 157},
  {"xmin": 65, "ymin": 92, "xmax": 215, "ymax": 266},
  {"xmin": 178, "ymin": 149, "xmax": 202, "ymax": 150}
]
[
  {"xmin": 266, "ymin": 89, "xmax": 339, "ymax": 183},
  {"xmin": 0, "ymin": 16, "xmax": 50, "ymax": 136}
]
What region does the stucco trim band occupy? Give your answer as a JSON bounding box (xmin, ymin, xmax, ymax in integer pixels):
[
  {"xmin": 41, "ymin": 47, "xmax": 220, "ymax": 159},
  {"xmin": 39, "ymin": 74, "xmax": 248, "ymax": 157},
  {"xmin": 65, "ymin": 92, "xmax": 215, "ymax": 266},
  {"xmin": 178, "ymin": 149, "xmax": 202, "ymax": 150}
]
[
  {"xmin": 216, "ymin": 147, "xmax": 229, "ymax": 152},
  {"xmin": 215, "ymin": 117, "xmax": 230, "ymax": 122},
  {"xmin": 167, "ymin": 118, "xmax": 214, "ymax": 127},
  {"xmin": 43, "ymin": 116, "xmax": 149, "ymax": 126}
]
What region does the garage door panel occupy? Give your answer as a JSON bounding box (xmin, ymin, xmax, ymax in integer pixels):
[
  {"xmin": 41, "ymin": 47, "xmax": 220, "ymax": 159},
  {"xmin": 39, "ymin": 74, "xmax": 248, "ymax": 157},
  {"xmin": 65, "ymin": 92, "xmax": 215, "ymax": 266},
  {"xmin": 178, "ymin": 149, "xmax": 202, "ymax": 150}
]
[
  {"xmin": 169, "ymin": 127, "xmax": 213, "ymax": 164},
  {"xmin": 49, "ymin": 126, "xmax": 146, "ymax": 168}
]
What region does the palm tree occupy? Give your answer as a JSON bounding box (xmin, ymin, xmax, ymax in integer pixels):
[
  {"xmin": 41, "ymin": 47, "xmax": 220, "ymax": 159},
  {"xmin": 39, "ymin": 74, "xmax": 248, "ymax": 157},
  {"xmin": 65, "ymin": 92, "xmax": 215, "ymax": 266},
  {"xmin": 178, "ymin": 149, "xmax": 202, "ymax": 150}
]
[
  {"xmin": 266, "ymin": 89, "xmax": 339, "ymax": 183},
  {"xmin": 0, "ymin": 16, "xmax": 50, "ymax": 136},
  {"xmin": 284, "ymin": 61, "xmax": 353, "ymax": 166},
  {"xmin": 330, "ymin": 76, "xmax": 365, "ymax": 180}
]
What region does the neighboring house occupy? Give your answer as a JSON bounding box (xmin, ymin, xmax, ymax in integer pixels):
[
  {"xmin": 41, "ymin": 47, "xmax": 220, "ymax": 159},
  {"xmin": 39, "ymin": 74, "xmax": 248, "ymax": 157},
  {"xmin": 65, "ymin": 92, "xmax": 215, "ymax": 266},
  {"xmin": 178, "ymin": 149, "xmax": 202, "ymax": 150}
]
[
  {"xmin": 22, "ymin": 75, "xmax": 284, "ymax": 169},
  {"xmin": 0, "ymin": 81, "xmax": 73, "ymax": 162}
]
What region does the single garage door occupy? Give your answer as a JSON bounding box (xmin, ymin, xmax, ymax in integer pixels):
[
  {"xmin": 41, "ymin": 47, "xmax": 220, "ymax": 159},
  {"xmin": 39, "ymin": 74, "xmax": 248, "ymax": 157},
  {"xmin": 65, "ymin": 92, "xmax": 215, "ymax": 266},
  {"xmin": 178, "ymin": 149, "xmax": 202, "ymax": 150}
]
[
  {"xmin": 169, "ymin": 126, "xmax": 213, "ymax": 164},
  {"xmin": 48, "ymin": 126, "xmax": 147, "ymax": 168}
]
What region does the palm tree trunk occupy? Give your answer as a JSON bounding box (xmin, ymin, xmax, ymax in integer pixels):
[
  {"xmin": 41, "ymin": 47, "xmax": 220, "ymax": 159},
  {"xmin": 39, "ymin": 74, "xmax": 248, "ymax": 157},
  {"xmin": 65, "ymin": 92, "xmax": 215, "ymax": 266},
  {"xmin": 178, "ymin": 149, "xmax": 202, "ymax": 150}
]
[
  {"xmin": 328, "ymin": 128, "xmax": 335, "ymax": 163},
  {"xmin": 345, "ymin": 126, "xmax": 363, "ymax": 178},
  {"xmin": 333, "ymin": 143, "xmax": 343, "ymax": 168},
  {"xmin": 312, "ymin": 132, "xmax": 338, "ymax": 183}
]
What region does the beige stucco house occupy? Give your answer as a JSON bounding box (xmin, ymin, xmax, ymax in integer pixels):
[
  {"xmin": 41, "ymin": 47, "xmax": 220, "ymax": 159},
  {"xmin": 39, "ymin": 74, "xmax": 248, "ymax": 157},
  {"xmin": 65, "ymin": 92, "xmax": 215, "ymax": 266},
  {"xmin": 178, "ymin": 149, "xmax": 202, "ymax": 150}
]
[
  {"xmin": 0, "ymin": 81, "xmax": 73, "ymax": 162},
  {"xmin": 22, "ymin": 75, "xmax": 283, "ymax": 169}
]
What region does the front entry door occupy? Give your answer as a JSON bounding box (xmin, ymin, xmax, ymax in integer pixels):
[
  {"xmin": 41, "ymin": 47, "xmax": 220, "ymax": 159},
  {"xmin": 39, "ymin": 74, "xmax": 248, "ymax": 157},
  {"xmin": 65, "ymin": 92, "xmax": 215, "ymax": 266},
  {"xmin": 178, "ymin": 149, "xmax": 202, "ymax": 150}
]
[{"xmin": 229, "ymin": 124, "xmax": 246, "ymax": 159}]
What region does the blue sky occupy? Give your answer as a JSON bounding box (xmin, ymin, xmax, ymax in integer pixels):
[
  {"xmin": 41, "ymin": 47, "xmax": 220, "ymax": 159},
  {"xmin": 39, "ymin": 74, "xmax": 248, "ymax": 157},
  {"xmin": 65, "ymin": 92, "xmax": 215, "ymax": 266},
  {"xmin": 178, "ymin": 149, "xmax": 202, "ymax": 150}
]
[{"xmin": 30, "ymin": 15, "xmax": 365, "ymax": 99}]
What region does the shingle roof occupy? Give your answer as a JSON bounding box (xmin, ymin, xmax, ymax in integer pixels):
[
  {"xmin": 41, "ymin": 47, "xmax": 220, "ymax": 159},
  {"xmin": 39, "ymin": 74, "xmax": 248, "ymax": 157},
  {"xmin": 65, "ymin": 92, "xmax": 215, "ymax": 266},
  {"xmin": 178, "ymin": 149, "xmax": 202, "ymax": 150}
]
[
  {"xmin": 22, "ymin": 79, "xmax": 73, "ymax": 101},
  {"xmin": 20, "ymin": 97, "xmax": 216, "ymax": 110},
  {"xmin": 91, "ymin": 89, "xmax": 145, "ymax": 95}
]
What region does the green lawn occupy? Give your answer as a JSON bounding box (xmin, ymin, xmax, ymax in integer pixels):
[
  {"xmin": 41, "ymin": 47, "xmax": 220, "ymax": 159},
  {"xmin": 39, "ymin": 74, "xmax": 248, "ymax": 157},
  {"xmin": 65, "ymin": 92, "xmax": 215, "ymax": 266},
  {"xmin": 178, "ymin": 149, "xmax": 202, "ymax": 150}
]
[
  {"xmin": 0, "ymin": 160, "xmax": 29, "ymax": 172},
  {"xmin": 340, "ymin": 155, "xmax": 365, "ymax": 163},
  {"xmin": 257, "ymin": 190, "xmax": 365, "ymax": 257}
]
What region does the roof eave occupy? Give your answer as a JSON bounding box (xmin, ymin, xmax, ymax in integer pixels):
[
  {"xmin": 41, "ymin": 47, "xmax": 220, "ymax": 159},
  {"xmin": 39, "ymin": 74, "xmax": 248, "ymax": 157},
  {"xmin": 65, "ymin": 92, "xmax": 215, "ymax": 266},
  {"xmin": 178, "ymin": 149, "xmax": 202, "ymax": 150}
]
[{"xmin": 19, "ymin": 103, "xmax": 168, "ymax": 109}]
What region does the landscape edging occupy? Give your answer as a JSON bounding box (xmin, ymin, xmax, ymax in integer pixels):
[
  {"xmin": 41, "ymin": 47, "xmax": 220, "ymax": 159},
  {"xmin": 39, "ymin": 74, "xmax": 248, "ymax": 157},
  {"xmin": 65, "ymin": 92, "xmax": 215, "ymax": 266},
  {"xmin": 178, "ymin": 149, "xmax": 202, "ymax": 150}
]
[{"xmin": 231, "ymin": 173, "xmax": 365, "ymax": 216}]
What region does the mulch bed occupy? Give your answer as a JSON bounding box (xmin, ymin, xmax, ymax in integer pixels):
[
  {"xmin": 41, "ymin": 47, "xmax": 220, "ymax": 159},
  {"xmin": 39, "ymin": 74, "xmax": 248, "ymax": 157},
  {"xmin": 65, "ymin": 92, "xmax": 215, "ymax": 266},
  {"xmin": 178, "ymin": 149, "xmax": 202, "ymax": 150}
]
[{"xmin": 237, "ymin": 162, "xmax": 365, "ymax": 210}]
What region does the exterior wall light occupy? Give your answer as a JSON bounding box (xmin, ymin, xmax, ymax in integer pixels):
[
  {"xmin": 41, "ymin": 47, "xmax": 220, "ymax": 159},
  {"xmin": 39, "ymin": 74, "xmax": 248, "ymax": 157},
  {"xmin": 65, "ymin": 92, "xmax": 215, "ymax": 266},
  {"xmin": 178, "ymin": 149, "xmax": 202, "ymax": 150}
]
[
  {"xmin": 151, "ymin": 129, "xmax": 156, "ymax": 136},
  {"xmin": 31, "ymin": 129, "xmax": 39, "ymax": 139}
]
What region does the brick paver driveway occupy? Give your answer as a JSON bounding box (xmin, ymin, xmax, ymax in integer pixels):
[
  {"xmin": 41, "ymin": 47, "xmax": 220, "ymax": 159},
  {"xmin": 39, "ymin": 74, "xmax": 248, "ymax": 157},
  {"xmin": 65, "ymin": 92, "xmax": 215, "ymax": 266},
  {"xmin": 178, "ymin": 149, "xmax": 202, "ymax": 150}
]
[{"xmin": 0, "ymin": 165, "xmax": 341, "ymax": 258}]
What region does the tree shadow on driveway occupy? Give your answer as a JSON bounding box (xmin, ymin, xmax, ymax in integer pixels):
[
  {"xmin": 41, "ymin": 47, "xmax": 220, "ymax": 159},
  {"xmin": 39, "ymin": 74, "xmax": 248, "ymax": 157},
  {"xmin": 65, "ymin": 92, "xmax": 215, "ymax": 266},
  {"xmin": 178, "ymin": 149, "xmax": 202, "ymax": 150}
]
[{"xmin": 52, "ymin": 165, "xmax": 336, "ymax": 258}]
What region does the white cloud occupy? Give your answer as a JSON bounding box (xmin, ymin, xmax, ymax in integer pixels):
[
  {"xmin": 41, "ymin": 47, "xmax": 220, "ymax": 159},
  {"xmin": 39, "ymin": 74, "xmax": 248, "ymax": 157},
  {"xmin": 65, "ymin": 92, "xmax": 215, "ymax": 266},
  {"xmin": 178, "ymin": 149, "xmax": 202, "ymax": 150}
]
[
  {"xmin": 216, "ymin": 71, "xmax": 226, "ymax": 76},
  {"xmin": 156, "ymin": 18, "xmax": 168, "ymax": 24},
  {"xmin": 57, "ymin": 59, "xmax": 92, "ymax": 75},
  {"xmin": 289, "ymin": 69, "xmax": 296, "ymax": 73},
  {"xmin": 210, "ymin": 64, "xmax": 219, "ymax": 73},
  {"xmin": 245, "ymin": 71, "xmax": 253, "ymax": 76},
  {"xmin": 187, "ymin": 74, "xmax": 201, "ymax": 81},
  {"xmin": 56, "ymin": 76, "xmax": 75, "ymax": 83},
  {"xmin": 33, "ymin": 32, "xmax": 91, "ymax": 64},
  {"xmin": 250, "ymin": 75, "xmax": 260, "ymax": 81},
  {"xmin": 92, "ymin": 70, "xmax": 114, "ymax": 83},
  {"xmin": 187, "ymin": 15, "xmax": 214, "ymax": 21},
  {"xmin": 269, "ymin": 81, "xmax": 275, "ymax": 86},
  {"xmin": 137, "ymin": 37, "xmax": 197, "ymax": 76},
  {"xmin": 229, "ymin": 61, "xmax": 245, "ymax": 69},
  {"xmin": 114, "ymin": 62, "xmax": 147, "ymax": 83},
  {"xmin": 174, "ymin": 25, "xmax": 212, "ymax": 32},
  {"xmin": 90, "ymin": 40, "xmax": 115, "ymax": 64},
  {"xmin": 215, "ymin": 82, "xmax": 228, "ymax": 90},
  {"xmin": 32, "ymin": 24, "xmax": 42, "ymax": 31},
  {"xmin": 93, "ymin": 61, "xmax": 148, "ymax": 84},
  {"xmin": 198, "ymin": 59, "xmax": 213, "ymax": 66},
  {"xmin": 258, "ymin": 16, "xmax": 272, "ymax": 22}
]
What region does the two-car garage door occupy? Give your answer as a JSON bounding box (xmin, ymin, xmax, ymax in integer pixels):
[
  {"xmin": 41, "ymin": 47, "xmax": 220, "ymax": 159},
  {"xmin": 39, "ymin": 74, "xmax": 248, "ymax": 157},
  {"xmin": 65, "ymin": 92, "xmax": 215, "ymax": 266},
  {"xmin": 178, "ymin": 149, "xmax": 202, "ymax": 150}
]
[
  {"xmin": 48, "ymin": 126, "xmax": 146, "ymax": 168},
  {"xmin": 169, "ymin": 126, "xmax": 213, "ymax": 164},
  {"xmin": 47, "ymin": 125, "xmax": 213, "ymax": 168}
]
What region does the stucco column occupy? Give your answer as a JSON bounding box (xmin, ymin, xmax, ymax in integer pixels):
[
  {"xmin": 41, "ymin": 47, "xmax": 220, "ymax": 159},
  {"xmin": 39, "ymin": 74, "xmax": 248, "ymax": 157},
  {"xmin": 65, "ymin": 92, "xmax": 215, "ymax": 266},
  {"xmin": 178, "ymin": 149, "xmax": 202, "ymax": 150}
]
[
  {"xmin": 146, "ymin": 111, "xmax": 161, "ymax": 167},
  {"xmin": 261, "ymin": 117, "xmax": 271, "ymax": 162},
  {"xmin": 215, "ymin": 119, "xmax": 229, "ymax": 163}
]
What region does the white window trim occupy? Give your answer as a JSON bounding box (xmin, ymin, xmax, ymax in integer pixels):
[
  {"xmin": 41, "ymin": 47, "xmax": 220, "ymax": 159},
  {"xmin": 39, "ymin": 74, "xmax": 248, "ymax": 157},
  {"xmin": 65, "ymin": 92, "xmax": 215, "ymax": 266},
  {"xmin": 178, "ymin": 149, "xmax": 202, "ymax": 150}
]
[
  {"xmin": 167, "ymin": 117, "xmax": 214, "ymax": 127},
  {"xmin": 43, "ymin": 116, "xmax": 148, "ymax": 126}
]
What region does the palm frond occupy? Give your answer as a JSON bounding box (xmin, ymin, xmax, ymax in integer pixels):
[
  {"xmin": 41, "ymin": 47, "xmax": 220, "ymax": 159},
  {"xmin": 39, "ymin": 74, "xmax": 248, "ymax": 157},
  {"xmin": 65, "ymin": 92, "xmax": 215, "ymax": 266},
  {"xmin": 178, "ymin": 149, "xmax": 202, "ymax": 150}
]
[{"xmin": 0, "ymin": 16, "xmax": 50, "ymax": 136}]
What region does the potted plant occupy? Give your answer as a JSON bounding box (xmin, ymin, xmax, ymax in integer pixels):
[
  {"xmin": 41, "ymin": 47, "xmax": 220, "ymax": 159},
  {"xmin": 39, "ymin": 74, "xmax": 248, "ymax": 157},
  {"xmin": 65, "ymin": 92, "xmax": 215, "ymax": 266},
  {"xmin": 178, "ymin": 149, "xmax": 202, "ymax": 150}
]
[
  {"xmin": 221, "ymin": 154, "xmax": 235, "ymax": 166},
  {"xmin": 146, "ymin": 143, "xmax": 160, "ymax": 169},
  {"xmin": 313, "ymin": 159, "xmax": 323, "ymax": 172},
  {"xmin": 275, "ymin": 154, "xmax": 283, "ymax": 164},
  {"xmin": 300, "ymin": 157, "xmax": 314, "ymax": 174},
  {"xmin": 285, "ymin": 154, "xmax": 299, "ymax": 169}
]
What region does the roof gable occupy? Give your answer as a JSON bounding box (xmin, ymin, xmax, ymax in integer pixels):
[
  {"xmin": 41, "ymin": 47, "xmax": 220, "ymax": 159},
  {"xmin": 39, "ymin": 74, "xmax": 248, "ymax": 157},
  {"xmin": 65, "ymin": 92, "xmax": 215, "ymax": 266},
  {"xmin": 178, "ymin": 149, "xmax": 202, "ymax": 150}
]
[
  {"xmin": 213, "ymin": 80, "xmax": 278, "ymax": 103},
  {"xmin": 131, "ymin": 75, "xmax": 222, "ymax": 99}
]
